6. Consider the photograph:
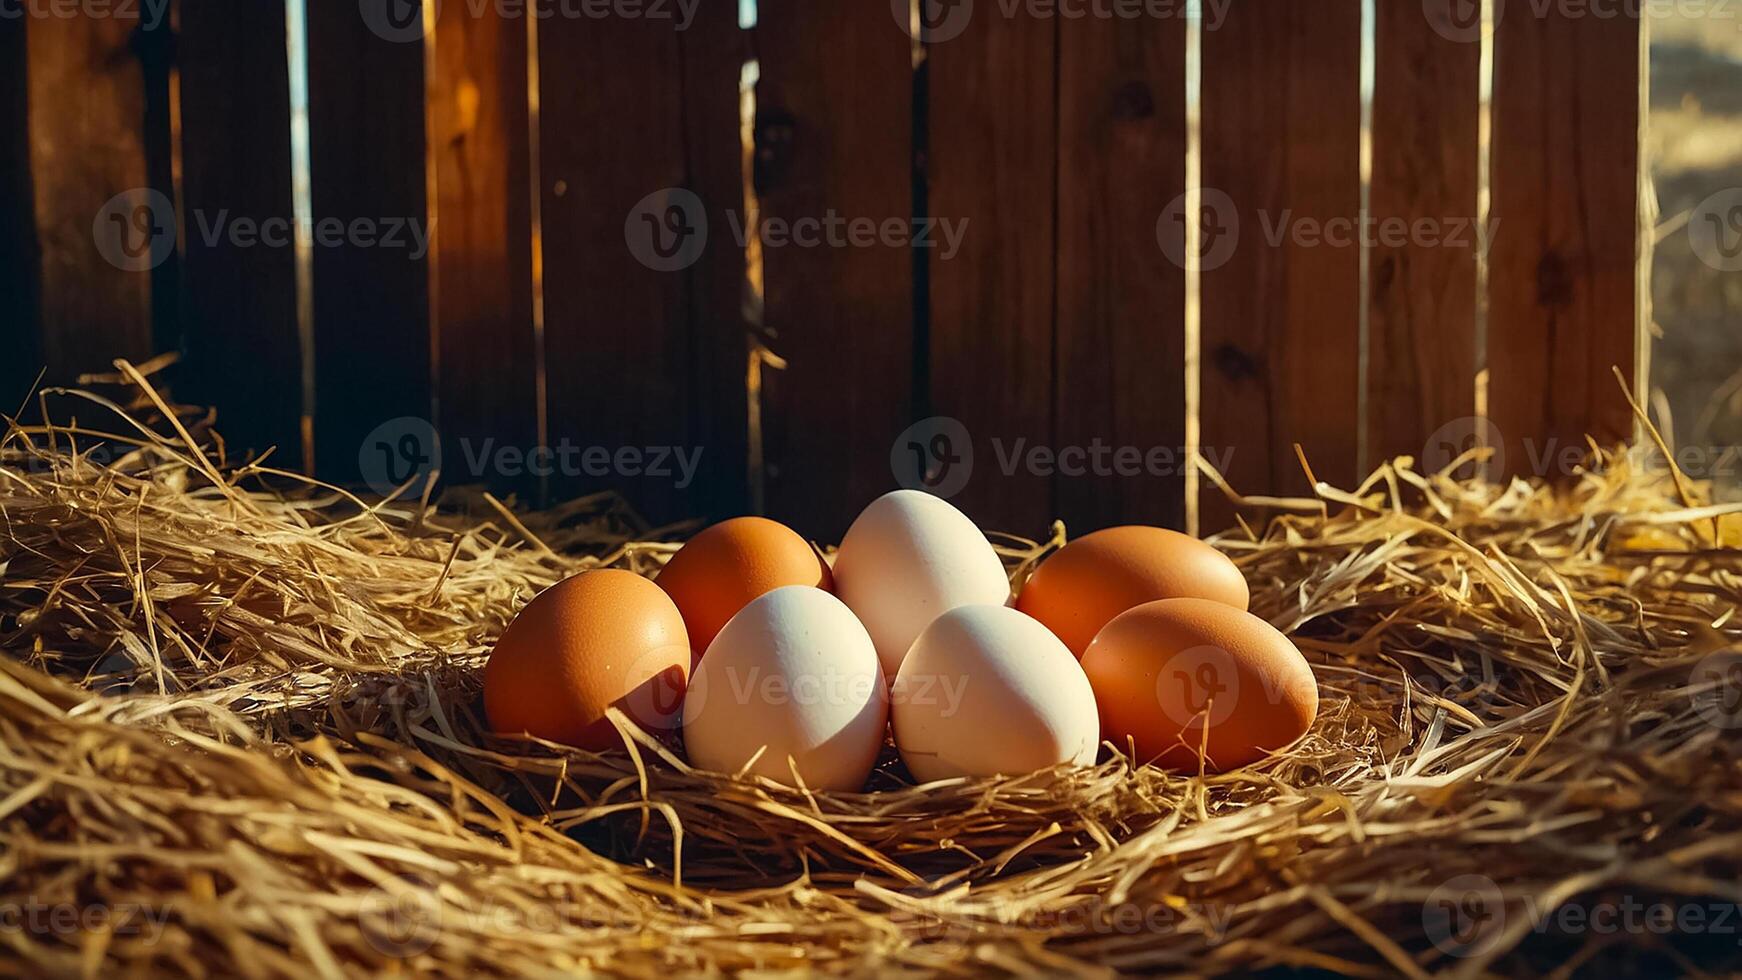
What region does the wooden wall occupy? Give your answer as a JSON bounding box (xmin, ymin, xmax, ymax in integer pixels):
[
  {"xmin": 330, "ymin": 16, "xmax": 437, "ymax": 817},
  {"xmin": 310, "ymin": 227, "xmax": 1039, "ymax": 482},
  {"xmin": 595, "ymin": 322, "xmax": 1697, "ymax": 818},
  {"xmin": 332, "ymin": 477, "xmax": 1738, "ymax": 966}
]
[{"xmin": 1, "ymin": 1, "xmax": 1647, "ymax": 540}]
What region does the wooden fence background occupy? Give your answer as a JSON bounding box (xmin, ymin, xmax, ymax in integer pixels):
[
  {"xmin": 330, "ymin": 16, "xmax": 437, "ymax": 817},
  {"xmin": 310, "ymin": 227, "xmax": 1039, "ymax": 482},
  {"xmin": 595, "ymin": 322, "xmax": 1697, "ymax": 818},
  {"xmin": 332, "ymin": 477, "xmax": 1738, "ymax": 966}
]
[{"xmin": 0, "ymin": 1, "xmax": 1647, "ymax": 541}]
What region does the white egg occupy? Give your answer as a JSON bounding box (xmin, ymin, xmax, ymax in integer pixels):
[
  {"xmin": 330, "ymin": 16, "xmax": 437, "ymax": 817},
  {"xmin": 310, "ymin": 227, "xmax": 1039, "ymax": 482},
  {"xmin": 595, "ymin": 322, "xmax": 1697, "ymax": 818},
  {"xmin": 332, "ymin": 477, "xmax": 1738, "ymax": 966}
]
[
  {"xmin": 682, "ymin": 586, "xmax": 887, "ymax": 792},
  {"xmin": 832, "ymin": 489, "xmax": 1011, "ymax": 677},
  {"xmin": 891, "ymin": 605, "xmax": 1100, "ymax": 783}
]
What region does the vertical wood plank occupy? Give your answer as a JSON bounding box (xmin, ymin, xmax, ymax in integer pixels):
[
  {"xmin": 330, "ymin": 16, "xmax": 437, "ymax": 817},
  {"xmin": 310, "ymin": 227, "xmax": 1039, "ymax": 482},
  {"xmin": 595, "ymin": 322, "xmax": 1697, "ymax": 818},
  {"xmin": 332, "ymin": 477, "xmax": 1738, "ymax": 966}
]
[
  {"xmin": 681, "ymin": 1, "xmax": 752, "ymax": 519},
  {"xmin": 304, "ymin": 1, "xmax": 432, "ymax": 481},
  {"xmin": 537, "ymin": 6, "xmax": 692, "ymax": 522},
  {"xmin": 1367, "ymin": 3, "xmax": 1480, "ymax": 472},
  {"xmin": 927, "ymin": 12, "xmax": 1057, "ymax": 537},
  {"xmin": 1, "ymin": 14, "xmax": 39, "ymax": 410},
  {"xmin": 178, "ymin": 0, "xmax": 304, "ymax": 460},
  {"xmin": 757, "ymin": 1, "xmax": 915, "ymax": 542},
  {"xmin": 1490, "ymin": 5, "xmax": 1642, "ymax": 476},
  {"xmin": 1056, "ymin": 13, "xmax": 1188, "ymax": 534},
  {"xmin": 1199, "ymin": 0, "xmax": 1362, "ymax": 527},
  {"xmin": 429, "ymin": 2, "xmax": 537, "ymax": 491},
  {"xmin": 26, "ymin": 13, "xmax": 157, "ymax": 382}
]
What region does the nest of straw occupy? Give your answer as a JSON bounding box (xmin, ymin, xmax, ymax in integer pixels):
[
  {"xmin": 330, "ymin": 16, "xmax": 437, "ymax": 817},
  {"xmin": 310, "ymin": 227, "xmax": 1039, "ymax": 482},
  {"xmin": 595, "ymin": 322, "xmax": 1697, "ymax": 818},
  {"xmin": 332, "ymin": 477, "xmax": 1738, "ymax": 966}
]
[{"xmin": 3, "ymin": 367, "xmax": 1742, "ymax": 978}]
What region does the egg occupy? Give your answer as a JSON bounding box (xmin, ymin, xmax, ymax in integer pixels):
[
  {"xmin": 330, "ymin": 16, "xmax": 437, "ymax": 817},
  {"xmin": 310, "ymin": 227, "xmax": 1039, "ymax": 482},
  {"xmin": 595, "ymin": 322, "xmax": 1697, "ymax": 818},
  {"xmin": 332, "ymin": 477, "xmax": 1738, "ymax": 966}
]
[
  {"xmin": 833, "ymin": 490, "xmax": 1011, "ymax": 677},
  {"xmin": 891, "ymin": 605, "xmax": 1100, "ymax": 783},
  {"xmin": 485, "ymin": 569, "xmax": 689, "ymax": 752},
  {"xmin": 1016, "ymin": 525, "xmax": 1250, "ymax": 657},
  {"xmin": 682, "ymin": 586, "xmax": 887, "ymax": 791},
  {"xmin": 1080, "ymin": 597, "xmax": 1317, "ymax": 772},
  {"xmin": 657, "ymin": 516, "xmax": 833, "ymax": 658}
]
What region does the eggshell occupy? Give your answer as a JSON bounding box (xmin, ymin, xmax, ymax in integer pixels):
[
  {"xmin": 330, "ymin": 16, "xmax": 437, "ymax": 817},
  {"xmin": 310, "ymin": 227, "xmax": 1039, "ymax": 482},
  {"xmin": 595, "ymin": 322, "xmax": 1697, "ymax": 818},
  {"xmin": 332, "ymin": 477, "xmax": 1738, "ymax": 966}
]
[
  {"xmin": 1016, "ymin": 526, "xmax": 1250, "ymax": 657},
  {"xmin": 1080, "ymin": 597, "xmax": 1317, "ymax": 772},
  {"xmin": 657, "ymin": 516, "xmax": 833, "ymax": 658},
  {"xmin": 833, "ymin": 490, "xmax": 1011, "ymax": 677},
  {"xmin": 891, "ymin": 605, "xmax": 1100, "ymax": 783},
  {"xmin": 683, "ymin": 586, "xmax": 887, "ymax": 792},
  {"xmin": 485, "ymin": 569, "xmax": 689, "ymax": 751}
]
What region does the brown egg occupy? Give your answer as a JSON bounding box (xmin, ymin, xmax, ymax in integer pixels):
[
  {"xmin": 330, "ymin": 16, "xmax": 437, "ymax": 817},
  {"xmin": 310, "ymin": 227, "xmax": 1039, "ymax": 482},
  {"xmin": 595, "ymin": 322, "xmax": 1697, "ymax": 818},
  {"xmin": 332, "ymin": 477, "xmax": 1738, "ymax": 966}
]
[
  {"xmin": 656, "ymin": 516, "xmax": 833, "ymax": 658},
  {"xmin": 484, "ymin": 569, "xmax": 689, "ymax": 751},
  {"xmin": 1081, "ymin": 598, "xmax": 1317, "ymax": 772},
  {"xmin": 1016, "ymin": 526, "xmax": 1249, "ymax": 657}
]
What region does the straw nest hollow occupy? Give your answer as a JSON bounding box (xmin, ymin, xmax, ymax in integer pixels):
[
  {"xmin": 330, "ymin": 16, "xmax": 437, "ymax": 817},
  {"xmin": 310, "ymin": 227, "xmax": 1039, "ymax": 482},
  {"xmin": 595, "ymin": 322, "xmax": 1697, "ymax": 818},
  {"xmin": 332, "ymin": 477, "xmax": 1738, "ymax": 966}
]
[{"xmin": 2, "ymin": 363, "xmax": 1741, "ymax": 978}]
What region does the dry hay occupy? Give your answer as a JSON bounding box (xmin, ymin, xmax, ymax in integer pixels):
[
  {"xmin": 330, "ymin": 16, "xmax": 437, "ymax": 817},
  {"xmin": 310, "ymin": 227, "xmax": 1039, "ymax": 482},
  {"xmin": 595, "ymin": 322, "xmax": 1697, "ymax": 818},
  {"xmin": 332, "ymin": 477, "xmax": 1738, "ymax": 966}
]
[{"xmin": 2, "ymin": 367, "xmax": 1742, "ymax": 978}]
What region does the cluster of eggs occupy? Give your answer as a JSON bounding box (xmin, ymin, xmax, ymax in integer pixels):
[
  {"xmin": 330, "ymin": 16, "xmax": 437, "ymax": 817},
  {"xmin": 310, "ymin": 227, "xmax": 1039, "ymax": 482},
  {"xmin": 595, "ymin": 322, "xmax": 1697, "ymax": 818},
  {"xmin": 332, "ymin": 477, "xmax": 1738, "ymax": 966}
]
[{"xmin": 484, "ymin": 490, "xmax": 1318, "ymax": 791}]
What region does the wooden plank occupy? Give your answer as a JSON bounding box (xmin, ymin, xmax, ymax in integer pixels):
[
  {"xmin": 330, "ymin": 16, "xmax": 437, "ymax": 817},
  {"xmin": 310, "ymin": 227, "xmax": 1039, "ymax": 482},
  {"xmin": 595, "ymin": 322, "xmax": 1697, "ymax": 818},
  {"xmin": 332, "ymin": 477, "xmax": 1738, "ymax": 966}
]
[
  {"xmin": 1199, "ymin": 0, "xmax": 1362, "ymax": 529},
  {"xmin": 1367, "ymin": 2, "xmax": 1480, "ymax": 474},
  {"xmin": 757, "ymin": 1, "xmax": 915, "ymax": 542},
  {"xmin": 0, "ymin": 14, "xmax": 39, "ymax": 410},
  {"xmin": 1055, "ymin": 14, "xmax": 1188, "ymax": 534},
  {"xmin": 177, "ymin": 0, "xmax": 304, "ymax": 462},
  {"xmin": 1489, "ymin": 5, "xmax": 1642, "ymax": 478},
  {"xmin": 536, "ymin": 5, "xmax": 692, "ymax": 522},
  {"xmin": 304, "ymin": 0, "xmax": 432, "ymax": 482},
  {"xmin": 26, "ymin": 13, "xmax": 158, "ymax": 383},
  {"xmin": 679, "ymin": 1, "xmax": 752, "ymax": 520},
  {"xmin": 429, "ymin": 2, "xmax": 537, "ymax": 493},
  {"xmin": 926, "ymin": 12, "xmax": 1057, "ymax": 537}
]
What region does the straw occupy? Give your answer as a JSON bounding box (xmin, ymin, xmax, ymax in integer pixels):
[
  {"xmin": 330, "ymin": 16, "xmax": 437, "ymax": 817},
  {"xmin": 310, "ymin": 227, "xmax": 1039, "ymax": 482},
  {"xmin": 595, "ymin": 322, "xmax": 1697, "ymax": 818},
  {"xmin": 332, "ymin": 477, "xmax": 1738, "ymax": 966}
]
[{"xmin": 1, "ymin": 364, "xmax": 1740, "ymax": 976}]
